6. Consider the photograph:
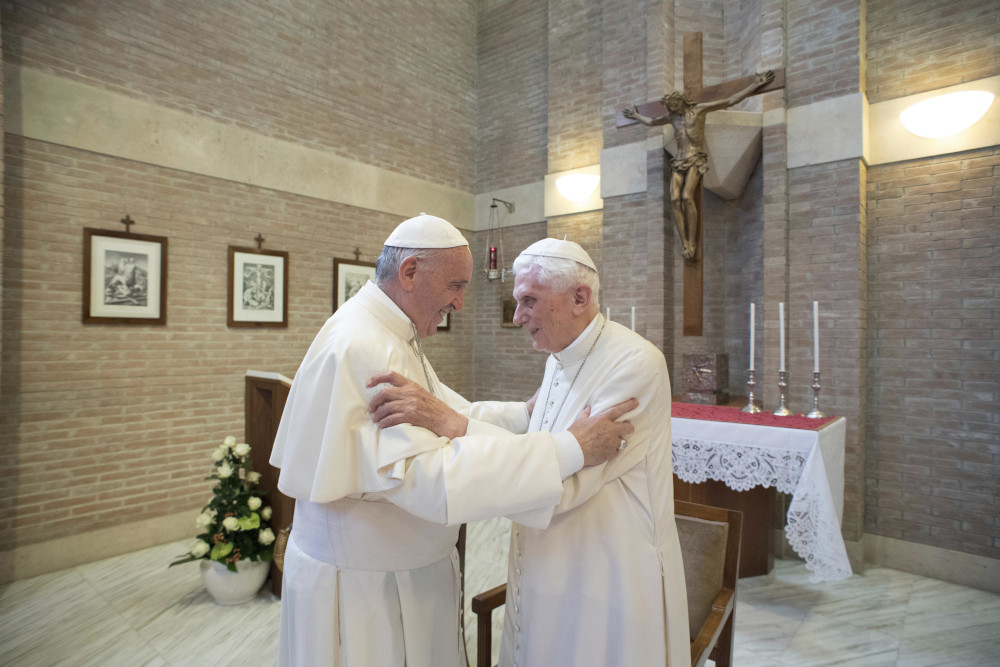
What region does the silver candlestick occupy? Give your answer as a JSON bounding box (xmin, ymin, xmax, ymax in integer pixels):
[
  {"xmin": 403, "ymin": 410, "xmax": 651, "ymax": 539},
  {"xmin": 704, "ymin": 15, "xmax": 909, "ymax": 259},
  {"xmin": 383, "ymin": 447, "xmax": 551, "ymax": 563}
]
[
  {"xmin": 806, "ymin": 371, "xmax": 825, "ymax": 418},
  {"xmin": 773, "ymin": 370, "xmax": 791, "ymax": 416},
  {"xmin": 741, "ymin": 369, "xmax": 761, "ymax": 413}
]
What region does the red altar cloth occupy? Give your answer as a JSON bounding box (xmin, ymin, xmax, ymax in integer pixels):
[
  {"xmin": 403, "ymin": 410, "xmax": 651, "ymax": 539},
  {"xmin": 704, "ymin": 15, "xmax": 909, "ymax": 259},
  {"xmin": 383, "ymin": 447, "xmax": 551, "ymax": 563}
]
[{"xmin": 672, "ymin": 402, "xmax": 837, "ymax": 430}]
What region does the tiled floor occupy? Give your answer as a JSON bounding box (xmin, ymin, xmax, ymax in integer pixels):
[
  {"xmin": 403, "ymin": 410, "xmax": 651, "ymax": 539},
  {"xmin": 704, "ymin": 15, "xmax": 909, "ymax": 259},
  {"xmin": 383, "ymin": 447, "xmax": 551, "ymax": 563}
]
[{"xmin": 1, "ymin": 540, "xmax": 998, "ymax": 666}]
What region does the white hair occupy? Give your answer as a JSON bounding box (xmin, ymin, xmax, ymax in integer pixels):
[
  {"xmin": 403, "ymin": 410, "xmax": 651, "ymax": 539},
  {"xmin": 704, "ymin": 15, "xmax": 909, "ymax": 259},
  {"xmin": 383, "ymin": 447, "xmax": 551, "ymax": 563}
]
[
  {"xmin": 512, "ymin": 253, "xmax": 600, "ymax": 302},
  {"xmin": 375, "ymin": 246, "xmax": 442, "ymax": 286}
]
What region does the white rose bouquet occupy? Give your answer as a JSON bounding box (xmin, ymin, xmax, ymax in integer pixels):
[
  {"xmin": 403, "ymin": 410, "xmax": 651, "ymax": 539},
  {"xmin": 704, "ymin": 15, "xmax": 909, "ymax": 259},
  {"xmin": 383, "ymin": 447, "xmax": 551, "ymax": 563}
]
[{"xmin": 170, "ymin": 436, "xmax": 275, "ymax": 572}]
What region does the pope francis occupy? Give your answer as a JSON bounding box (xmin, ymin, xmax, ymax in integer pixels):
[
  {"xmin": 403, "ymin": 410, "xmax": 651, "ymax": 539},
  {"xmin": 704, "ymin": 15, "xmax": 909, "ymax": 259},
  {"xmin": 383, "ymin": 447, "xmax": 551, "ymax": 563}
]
[
  {"xmin": 371, "ymin": 238, "xmax": 690, "ymax": 667},
  {"xmin": 269, "ymin": 215, "xmax": 636, "ymax": 667}
]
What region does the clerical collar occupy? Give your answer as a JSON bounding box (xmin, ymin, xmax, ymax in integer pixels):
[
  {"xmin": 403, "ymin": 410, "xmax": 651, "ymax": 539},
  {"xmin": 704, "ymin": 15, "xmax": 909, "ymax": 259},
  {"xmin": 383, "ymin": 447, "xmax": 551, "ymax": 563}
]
[{"xmin": 552, "ymin": 314, "xmax": 603, "ymax": 365}]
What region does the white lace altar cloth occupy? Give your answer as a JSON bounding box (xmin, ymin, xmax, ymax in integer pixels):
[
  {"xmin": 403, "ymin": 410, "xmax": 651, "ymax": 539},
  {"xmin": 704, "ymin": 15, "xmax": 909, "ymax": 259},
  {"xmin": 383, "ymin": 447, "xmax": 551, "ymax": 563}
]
[{"xmin": 672, "ymin": 416, "xmax": 851, "ymax": 582}]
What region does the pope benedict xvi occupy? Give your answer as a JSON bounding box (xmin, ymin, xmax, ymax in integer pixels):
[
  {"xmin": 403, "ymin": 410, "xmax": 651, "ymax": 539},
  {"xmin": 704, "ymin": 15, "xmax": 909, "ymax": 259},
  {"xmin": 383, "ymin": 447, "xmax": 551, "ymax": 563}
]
[{"xmin": 371, "ymin": 238, "xmax": 690, "ymax": 667}]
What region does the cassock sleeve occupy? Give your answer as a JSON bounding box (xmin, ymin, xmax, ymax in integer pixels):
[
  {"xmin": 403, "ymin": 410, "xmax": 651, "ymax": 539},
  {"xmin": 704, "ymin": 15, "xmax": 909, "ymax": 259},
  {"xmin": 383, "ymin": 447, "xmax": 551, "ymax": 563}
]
[
  {"xmin": 379, "ymin": 420, "xmax": 563, "ymax": 528},
  {"xmin": 271, "ymin": 319, "xmax": 564, "ymax": 529},
  {"xmin": 551, "ymin": 344, "xmax": 671, "ymax": 515},
  {"xmin": 464, "ymin": 400, "xmax": 531, "ymax": 434}
]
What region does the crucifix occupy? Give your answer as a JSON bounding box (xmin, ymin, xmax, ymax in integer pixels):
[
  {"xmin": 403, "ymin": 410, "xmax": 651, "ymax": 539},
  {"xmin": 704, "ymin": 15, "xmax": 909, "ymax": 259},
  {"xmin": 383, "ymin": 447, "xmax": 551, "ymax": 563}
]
[
  {"xmin": 120, "ymin": 214, "xmax": 135, "ymax": 234},
  {"xmin": 618, "ymin": 33, "xmax": 784, "ymax": 336},
  {"xmin": 352, "ymin": 247, "xmax": 361, "ymax": 261},
  {"xmin": 255, "ymin": 233, "xmax": 266, "ymax": 249}
]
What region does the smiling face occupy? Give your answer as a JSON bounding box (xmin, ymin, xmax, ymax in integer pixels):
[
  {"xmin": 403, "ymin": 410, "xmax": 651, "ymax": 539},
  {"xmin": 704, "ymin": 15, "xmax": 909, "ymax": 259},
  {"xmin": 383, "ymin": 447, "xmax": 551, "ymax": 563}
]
[
  {"xmin": 512, "ymin": 268, "xmax": 582, "ymax": 353},
  {"xmin": 409, "ymin": 246, "xmax": 473, "ymax": 338}
]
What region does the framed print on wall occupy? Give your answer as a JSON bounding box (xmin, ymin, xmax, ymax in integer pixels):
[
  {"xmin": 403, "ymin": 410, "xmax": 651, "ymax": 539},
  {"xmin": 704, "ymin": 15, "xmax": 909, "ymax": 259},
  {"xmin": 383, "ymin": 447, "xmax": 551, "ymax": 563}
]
[
  {"xmin": 228, "ymin": 246, "xmax": 289, "ymax": 327},
  {"xmin": 333, "ymin": 257, "xmax": 376, "ymax": 312},
  {"xmin": 438, "ymin": 312, "xmax": 450, "ymax": 331},
  {"xmin": 83, "ymin": 228, "xmax": 168, "ymax": 325}
]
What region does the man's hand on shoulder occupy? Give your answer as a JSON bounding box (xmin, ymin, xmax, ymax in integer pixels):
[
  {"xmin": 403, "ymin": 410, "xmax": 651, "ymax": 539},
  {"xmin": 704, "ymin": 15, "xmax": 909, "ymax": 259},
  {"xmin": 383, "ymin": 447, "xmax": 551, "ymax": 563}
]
[
  {"xmin": 367, "ymin": 371, "xmax": 469, "ymax": 439},
  {"xmin": 568, "ymin": 398, "xmax": 638, "ymax": 467}
]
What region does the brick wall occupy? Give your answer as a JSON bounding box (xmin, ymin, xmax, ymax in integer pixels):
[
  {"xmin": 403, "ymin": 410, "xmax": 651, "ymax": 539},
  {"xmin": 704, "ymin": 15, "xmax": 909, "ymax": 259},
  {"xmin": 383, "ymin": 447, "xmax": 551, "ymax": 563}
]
[
  {"xmin": 866, "ymin": 0, "xmax": 1000, "ymax": 102},
  {"xmin": 0, "ymin": 0, "xmax": 479, "ymax": 554},
  {"xmin": 788, "ymin": 159, "xmax": 867, "ymax": 541},
  {"xmin": 476, "ymin": 0, "xmax": 549, "ymax": 191},
  {"xmin": 787, "ymin": 0, "xmax": 864, "ymax": 106},
  {"xmin": 866, "ymin": 147, "xmax": 999, "ymax": 558},
  {"xmin": 546, "ymin": 0, "xmax": 604, "ymax": 171},
  {"xmin": 2, "ymin": 0, "xmax": 477, "ymax": 192},
  {"xmin": 862, "ymin": 0, "xmax": 1000, "ymax": 561},
  {"xmin": 0, "ymin": 137, "xmax": 405, "ymax": 547}
]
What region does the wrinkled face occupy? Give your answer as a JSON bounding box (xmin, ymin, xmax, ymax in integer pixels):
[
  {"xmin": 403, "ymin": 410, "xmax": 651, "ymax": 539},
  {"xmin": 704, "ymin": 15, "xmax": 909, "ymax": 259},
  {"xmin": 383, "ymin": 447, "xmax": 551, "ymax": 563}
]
[
  {"xmin": 512, "ymin": 269, "xmax": 578, "ymax": 353},
  {"xmin": 412, "ymin": 247, "xmax": 472, "ymax": 338}
]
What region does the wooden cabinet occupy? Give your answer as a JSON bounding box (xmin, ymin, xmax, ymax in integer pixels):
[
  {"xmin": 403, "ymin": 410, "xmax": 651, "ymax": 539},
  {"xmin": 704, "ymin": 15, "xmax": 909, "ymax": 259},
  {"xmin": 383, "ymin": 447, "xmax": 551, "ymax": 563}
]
[{"xmin": 245, "ymin": 371, "xmax": 294, "ymax": 596}]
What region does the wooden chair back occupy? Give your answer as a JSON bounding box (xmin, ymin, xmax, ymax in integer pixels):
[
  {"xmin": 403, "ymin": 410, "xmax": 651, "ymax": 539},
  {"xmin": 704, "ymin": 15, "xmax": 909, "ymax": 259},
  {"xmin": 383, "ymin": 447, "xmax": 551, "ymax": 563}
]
[
  {"xmin": 674, "ymin": 499, "xmax": 742, "ymax": 667},
  {"xmin": 469, "ymin": 501, "xmax": 742, "ymax": 667}
]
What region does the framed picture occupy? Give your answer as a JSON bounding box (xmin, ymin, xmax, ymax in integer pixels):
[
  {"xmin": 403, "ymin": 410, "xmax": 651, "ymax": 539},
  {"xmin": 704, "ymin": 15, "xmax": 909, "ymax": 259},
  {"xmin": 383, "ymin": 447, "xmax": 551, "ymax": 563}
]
[
  {"xmin": 83, "ymin": 228, "xmax": 168, "ymax": 325},
  {"xmin": 502, "ymin": 296, "xmax": 518, "ymax": 328},
  {"xmin": 333, "ymin": 258, "xmax": 376, "ymax": 311},
  {"xmin": 438, "ymin": 312, "xmax": 451, "ymax": 331},
  {"xmin": 228, "ymin": 246, "xmax": 289, "ymax": 327}
]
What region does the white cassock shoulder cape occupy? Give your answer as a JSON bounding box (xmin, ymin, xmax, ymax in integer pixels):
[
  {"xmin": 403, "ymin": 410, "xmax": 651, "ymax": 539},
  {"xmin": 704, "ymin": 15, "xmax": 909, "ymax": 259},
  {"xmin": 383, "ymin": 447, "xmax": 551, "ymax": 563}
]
[
  {"xmin": 493, "ymin": 316, "xmax": 690, "ymax": 667},
  {"xmin": 269, "ymin": 282, "xmax": 567, "ymax": 667}
]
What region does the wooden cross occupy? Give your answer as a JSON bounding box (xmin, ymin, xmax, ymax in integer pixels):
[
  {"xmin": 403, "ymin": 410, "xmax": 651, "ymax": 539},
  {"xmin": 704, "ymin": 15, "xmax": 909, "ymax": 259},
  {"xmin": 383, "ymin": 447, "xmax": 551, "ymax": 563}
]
[
  {"xmin": 353, "ymin": 247, "xmax": 361, "ymax": 261},
  {"xmin": 120, "ymin": 214, "xmax": 135, "ymax": 234},
  {"xmin": 617, "ymin": 33, "xmax": 784, "ymax": 336},
  {"xmin": 255, "ymin": 233, "xmax": 265, "ymax": 249}
]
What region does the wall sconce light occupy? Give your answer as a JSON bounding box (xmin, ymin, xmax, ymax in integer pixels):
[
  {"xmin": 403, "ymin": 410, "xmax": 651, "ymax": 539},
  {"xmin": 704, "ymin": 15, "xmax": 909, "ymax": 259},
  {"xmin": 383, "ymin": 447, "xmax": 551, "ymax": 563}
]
[
  {"xmin": 899, "ymin": 90, "xmax": 995, "ymax": 139},
  {"xmin": 555, "ymin": 173, "xmax": 600, "ymax": 202}
]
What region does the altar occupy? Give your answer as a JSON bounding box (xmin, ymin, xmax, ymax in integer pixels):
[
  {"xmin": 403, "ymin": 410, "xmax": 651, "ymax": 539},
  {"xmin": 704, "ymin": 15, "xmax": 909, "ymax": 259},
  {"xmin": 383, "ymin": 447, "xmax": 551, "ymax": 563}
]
[{"xmin": 671, "ymin": 403, "xmax": 852, "ymax": 583}]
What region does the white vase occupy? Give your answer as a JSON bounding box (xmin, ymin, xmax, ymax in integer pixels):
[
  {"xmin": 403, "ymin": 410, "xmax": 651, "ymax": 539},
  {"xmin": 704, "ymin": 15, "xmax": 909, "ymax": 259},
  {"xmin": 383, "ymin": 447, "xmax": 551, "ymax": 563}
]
[{"xmin": 200, "ymin": 559, "xmax": 269, "ymax": 605}]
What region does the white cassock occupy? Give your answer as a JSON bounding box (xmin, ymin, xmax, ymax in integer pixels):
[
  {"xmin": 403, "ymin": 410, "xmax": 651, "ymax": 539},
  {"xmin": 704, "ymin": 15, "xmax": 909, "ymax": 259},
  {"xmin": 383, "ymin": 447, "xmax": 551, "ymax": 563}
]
[
  {"xmin": 270, "ymin": 281, "xmax": 579, "ymax": 667},
  {"xmin": 492, "ymin": 315, "xmax": 690, "ymax": 667}
]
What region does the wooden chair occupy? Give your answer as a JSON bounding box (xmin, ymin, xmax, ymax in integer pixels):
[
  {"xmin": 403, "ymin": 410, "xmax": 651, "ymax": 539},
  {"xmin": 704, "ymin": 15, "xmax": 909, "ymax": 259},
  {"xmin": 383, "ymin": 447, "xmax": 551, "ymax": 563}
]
[
  {"xmin": 470, "ymin": 500, "xmax": 742, "ymax": 667},
  {"xmin": 675, "ymin": 499, "xmax": 742, "ymax": 667}
]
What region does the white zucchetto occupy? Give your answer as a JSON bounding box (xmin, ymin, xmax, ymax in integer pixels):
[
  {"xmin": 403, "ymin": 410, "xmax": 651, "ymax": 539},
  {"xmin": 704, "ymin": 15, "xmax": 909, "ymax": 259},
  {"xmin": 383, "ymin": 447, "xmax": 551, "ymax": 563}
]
[
  {"xmin": 518, "ymin": 238, "xmax": 597, "ymax": 271},
  {"xmin": 384, "ymin": 213, "xmax": 469, "ymax": 249}
]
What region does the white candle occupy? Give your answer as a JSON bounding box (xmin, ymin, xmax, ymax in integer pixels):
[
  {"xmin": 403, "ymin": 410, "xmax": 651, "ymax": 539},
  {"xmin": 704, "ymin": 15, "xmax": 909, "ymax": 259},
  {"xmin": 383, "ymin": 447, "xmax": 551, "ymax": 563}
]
[
  {"xmin": 749, "ymin": 303, "xmax": 755, "ymax": 370},
  {"xmin": 630, "ymin": 306, "xmax": 636, "ymax": 332},
  {"xmin": 813, "ymin": 301, "xmax": 820, "ymax": 373},
  {"xmin": 778, "ymin": 301, "xmax": 785, "ymax": 371},
  {"xmin": 606, "ymin": 307, "xmax": 611, "ymax": 321}
]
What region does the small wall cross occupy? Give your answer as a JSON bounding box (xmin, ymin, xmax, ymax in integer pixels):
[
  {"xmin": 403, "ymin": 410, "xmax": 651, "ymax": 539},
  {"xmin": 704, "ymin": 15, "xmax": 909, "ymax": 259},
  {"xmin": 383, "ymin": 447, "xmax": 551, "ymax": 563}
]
[
  {"xmin": 120, "ymin": 215, "xmax": 135, "ymax": 234},
  {"xmin": 353, "ymin": 247, "xmax": 361, "ymax": 261},
  {"xmin": 255, "ymin": 233, "xmax": 265, "ymax": 249}
]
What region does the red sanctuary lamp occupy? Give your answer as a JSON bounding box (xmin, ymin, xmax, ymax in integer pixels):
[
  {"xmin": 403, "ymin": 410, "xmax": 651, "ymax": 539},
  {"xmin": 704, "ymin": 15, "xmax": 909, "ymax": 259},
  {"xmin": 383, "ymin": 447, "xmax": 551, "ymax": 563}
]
[{"xmin": 484, "ymin": 198, "xmax": 514, "ymax": 282}]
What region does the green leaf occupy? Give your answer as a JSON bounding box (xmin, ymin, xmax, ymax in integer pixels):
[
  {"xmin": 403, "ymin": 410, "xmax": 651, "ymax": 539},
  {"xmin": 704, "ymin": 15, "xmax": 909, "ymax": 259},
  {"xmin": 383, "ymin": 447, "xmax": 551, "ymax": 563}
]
[
  {"xmin": 168, "ymin": 554, "xmax": 199, "ymax": 568},
  {"xmin": 210, "ymin": 541, "xmax": 234, "ymax": 560}
]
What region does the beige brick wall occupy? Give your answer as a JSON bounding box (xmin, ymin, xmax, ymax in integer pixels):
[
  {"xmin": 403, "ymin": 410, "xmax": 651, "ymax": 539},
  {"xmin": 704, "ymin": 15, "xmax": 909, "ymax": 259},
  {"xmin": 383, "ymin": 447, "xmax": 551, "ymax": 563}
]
[
  {"xmin": 476, "ymin": 0, "xmax": 549, "ymax": 191},
  {"xmin": 0, "ymin": 136, "xmax": 405, "ymax": 548},
  {"xmin": 0, "ymin": 0, "xmax": 478, "ymax": 555},
  {"xmin": 861, "ymin": 0, "xmax": 1000, "ymax": 560},
  {"xmin": 788, "ymin": 159, "xmax": 868, "ymax": 541},
  {"xmin": 866, "ymin": 0, "xmax": 1000, "ymax": 102},
  {"xmin": 3, "ymin": 0, "xmax": 477, "ymax": 192},
  {"xmin": 787, "ymin": 0, "xmax": 864, "ymax": 106},
  {"xmin": 866, "ymin": 147, "xmax": 999, "ymax": 558}
]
